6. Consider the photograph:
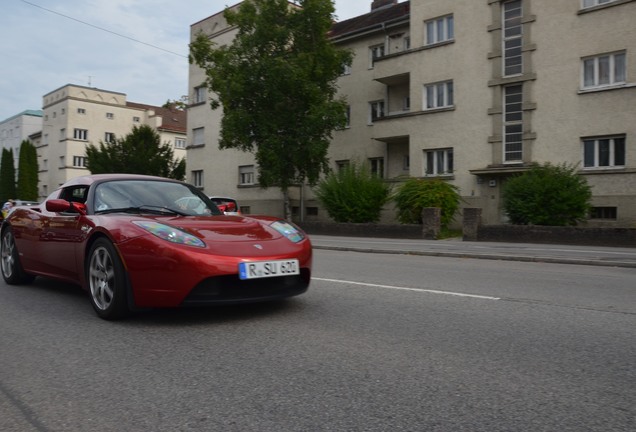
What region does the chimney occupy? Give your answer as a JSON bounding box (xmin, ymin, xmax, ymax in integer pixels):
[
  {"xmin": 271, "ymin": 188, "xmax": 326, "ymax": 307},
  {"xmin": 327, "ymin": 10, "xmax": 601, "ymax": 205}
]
[{"xmin": 371, "ymin": 0, "xmax": 398, "ymax": 11}]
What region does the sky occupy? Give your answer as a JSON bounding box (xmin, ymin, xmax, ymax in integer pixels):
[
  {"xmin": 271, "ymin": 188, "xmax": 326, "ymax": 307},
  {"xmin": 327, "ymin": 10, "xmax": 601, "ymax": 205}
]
[{"xmin": 0, "ymin": 0, "xmax": 371, "ymax": 122}]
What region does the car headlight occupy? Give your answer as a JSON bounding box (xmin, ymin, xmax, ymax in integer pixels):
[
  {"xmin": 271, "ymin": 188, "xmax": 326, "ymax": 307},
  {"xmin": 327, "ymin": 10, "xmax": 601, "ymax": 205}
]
[
  {"xmin": 270, "ymin": 221, "xmax": 305, "ymax": 243},
  {"xmin": 132, "ymin": 221, "xmax": 206, "ymax": 248}
]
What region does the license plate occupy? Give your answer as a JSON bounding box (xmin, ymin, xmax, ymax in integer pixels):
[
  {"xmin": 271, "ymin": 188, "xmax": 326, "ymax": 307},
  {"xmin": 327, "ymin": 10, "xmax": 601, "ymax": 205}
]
[{"xmin": 239, "ymin": 259, "xmax": 300, "ymax": 280}]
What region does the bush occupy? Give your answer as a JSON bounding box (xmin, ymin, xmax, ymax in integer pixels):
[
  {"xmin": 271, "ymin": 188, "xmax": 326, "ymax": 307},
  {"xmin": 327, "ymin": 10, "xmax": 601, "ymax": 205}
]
[
  {"xmin": 393, "ymin": 178, "xmax": 460, "ymax": 228},
  {"xmin": 502, "ymin": 163, "xmax": 592, "ymax": 226},
  {"xmin": 314, "ymin": 162, "xmax": 391, "ymax": 223}
]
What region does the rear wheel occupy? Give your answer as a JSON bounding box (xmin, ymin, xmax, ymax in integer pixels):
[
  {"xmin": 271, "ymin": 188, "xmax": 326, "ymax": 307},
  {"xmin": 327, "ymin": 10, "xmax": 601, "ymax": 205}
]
[
  {"xmin": 87, "ymin": 238, "xmax": 129, "ymax": 320},
  {"xmin": 1, "ymin": 228, "xmax": 35, "ymax": 284}
]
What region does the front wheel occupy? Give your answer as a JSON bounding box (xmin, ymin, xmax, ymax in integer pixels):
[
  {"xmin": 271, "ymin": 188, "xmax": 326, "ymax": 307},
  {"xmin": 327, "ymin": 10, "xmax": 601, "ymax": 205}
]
[
  {"xmin": 87, "ymin": 238, "xmax": 129, "ymax": 320},
  {"xmin": 1, "ymin": 227, "xmax": 35, "ymax": 285}
]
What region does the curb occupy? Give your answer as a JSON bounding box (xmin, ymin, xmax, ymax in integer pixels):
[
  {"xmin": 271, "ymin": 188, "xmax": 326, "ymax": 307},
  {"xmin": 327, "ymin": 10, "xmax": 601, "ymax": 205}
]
[{"xmin": 313, "ymin": 245, "xmax": 636, "ymax": 269}]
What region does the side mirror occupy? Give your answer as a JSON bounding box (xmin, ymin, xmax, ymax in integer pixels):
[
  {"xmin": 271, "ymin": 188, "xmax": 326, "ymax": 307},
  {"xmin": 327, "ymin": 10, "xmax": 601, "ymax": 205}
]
[{"xmin": 46, "ymin": 199, "xmax": 87, "ymax": 216}]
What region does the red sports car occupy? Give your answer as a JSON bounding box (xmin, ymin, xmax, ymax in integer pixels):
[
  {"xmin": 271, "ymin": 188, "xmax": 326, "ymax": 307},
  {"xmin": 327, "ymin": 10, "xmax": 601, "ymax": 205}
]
[{"xmin": 1, "ymin": 174, "xmax": 312, "ymax": 320}]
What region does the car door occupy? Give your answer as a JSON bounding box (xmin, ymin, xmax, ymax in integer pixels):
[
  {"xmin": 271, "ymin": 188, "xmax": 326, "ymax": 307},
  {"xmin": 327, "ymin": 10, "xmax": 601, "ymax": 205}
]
[{"xmin": 38, "ymin": 186, "xmax": 89, "ymax": 280}]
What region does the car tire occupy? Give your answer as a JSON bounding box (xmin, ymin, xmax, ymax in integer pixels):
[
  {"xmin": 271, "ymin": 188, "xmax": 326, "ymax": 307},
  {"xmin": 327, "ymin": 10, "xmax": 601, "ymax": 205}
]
[
  {"xmin": 87, "ymin": 238, "xmax": 130, "ymax": 320},
  {"xmin": 1, "ymin": 227, "xmax": 35, "ymax": 285}
]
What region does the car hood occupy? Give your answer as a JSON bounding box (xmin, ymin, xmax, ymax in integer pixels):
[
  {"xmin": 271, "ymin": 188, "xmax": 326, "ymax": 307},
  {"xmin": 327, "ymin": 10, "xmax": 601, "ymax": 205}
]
[{"xmin": 159, "ymin": 215, "xmax": 283, "ymax": 243}]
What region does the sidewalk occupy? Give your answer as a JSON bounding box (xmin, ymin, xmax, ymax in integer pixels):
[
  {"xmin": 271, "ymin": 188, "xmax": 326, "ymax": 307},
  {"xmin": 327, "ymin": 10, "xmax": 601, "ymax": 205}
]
[{"xmin": 309, "ymin": 234, "xmax": 636, "ymax": 268}]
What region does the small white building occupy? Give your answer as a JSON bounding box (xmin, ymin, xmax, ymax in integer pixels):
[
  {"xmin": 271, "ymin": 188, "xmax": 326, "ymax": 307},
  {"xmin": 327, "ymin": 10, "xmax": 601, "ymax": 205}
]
[{"xmin": 0, "ymin": 110, "xmax": 43, "ymax": 168}]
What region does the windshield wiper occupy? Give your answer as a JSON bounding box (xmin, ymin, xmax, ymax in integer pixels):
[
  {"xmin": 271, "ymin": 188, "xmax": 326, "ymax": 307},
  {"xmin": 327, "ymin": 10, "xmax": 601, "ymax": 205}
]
[{"xmin": 95, "ymin": 205, "xmax": 188, "ymax": 216}]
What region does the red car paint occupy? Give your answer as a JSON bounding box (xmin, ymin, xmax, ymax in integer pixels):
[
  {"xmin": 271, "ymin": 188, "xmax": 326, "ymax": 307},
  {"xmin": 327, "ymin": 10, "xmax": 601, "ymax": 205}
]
[{"xmin": 1, "ymin": 174, "xmax": 311, "ymax": 318}]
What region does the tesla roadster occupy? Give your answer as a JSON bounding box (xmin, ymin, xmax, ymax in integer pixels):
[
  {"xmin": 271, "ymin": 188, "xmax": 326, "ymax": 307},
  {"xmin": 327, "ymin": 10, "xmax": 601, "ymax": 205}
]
[{"xmin": 1, "ymin": 174, "xmax": 312, "ymax": 320}]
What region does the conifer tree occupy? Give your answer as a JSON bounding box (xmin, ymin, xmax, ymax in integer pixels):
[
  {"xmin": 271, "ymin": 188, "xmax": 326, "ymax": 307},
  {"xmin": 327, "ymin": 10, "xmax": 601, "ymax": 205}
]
[
  {"xmin": 17, "ymin": 140, "xmax": 39, "ymax": 201},
  {"xmin": 0, "ymin": 148, "xmax": 17, "ymax": 204}
]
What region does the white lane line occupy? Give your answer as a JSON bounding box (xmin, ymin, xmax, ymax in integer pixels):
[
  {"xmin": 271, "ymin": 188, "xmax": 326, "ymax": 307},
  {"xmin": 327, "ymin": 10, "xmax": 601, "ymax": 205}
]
[{"xmin": 313, "ymin": 277, "xmax": 500, "ymax": 300}]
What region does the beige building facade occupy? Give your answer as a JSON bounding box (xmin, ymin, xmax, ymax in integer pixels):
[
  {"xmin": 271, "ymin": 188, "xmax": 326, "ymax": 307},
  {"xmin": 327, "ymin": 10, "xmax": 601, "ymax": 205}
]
[
  {"xmin": 38, "ymin": 84, "xmax": 187, "ymax": 200},
  {"xmin": 188, "ymin": 0, "xmax": 636, "ymax": 226}
]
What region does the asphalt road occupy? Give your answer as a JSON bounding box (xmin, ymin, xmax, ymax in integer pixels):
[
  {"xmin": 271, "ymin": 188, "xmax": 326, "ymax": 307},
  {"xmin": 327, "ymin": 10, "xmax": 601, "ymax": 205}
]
[{"xmin": 1, "ymin": 249, "xmax": 635, "ymax": 431}]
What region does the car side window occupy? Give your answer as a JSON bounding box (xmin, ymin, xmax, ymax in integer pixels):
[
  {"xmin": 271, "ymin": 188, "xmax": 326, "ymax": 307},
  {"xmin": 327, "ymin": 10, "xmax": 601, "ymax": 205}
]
[
  {"xmin": 60, "ymin": 186, "xmax": 88, "ymax": 204},
  {"xmin": 57, "ymin": 186, "xmax": 88, "ymax": 214}
]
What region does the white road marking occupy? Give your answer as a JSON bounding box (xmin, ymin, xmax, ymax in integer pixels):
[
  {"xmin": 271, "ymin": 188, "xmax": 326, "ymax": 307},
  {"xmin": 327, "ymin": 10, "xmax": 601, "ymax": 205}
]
[{"xmin": 313, "ymin": 277, "xmax": 500, "ymax": 300}]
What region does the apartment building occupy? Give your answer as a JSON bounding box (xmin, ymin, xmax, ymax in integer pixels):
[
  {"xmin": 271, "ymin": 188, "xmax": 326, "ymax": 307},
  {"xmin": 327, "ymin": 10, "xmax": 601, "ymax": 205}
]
[
  {"xmin": 0, "ymin": 110, "xmax": 43, "ymax": 168},
  {"xmin": 38, "ymin": 84, "xmax": 187, "ymax": 200},
  {"xmin": 188, "ymin": 0, "xmax": 636, "ymax": 226}
]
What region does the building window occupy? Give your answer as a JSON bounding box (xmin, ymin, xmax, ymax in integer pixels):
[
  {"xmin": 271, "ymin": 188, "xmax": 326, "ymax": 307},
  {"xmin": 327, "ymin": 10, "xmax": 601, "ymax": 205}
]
[
  {"xmin": 194, "ymin": 86, "xmax": 206, "ymax": 104},
  {"xmin": 77, "ymin": 108, "xmax": 86, "ymax": 114},
  {"xmin": 106, "ymin": 112, "xmax": 114, "ymax": 119},
  {"xmin": 369, "ymin": 157, "xmax": 384, "ymax": 178},
  {"xmin": 503, "ymin": 84, "xmax": 523, "ymax": 162},
  {"xmin": 404, "ymin": 37, "xmax": 411, "ymax": 50},
  {"xmin": 369, "ymin": 100, "xmax": 385, "ymax": 123},
  {"xmin": 42, "ymin": 159, "xmax": 48, "ymax": 170},
  {"xmin": 175, "ymin": 138, "xmax": 186, "ymax": 149},
  {"xmin": 582, "ymin": 0, "xmax": 618, "ymax": 8},
  {"xmin": 403, "ymin": 155, "xmax": 410, "ymax": 171},
  {"xmin": 192, "ymin": 170, "xmax": 203, "ymax": 188},
  {"xmin": 336, "ymin": 160, "xmax": 350, "ymax": 171},
  {"xmin": 369, "ymin": 44, "xmax": 385, "ymax": 68},
  {"xmin": 583, "ymin": 136, "xmax": 625, "ymax": 168},
  {"xmin": 61, "ymin": 108, "xmax": 65, "ymax": 115},
  {"xmin": 425, "ymin": 148, "xmax": 453, "ymax": 176},
  {"xmin": 133, "ymin": 116, "xmax": 141, "ymax": 123},
  {"xmin": 341, "ymin": 63, "xmax": 352, "ymax": 76},
  {"xmin": 192, "ymin": 127, "xmax": 205, "ymax": 147},
  {"xmin": 73, "ymin": 128, "xmax": 88, "ymax": 140},
  {"xmin": 60, "ymin": 128, "xmax": 66, "ymax": 140},
  {"xmin": 73, "ymin": 156, "xmax": 88, "ymax": 168},
  {"xmin": 502, "ymin": 0, "xmax": 523, "ymax": 76},
  {"xmin": 104, "ymin": 132, "xmax": 116, "ymax": 143},
  {"xmin": 425, "ymin": 14, "xmax": 454, "ymax": 45},
  {"xmin": 582, "ymin": 52, "xmax": 626, "ymax": 89},
  {"xmin": 239, "ymin": 165, "xmax": 255, "ymax": 185},
  {"xmin": 589, "ymin": 206, "xmax": 617, "ymax": 220},
  {"xmin": 424, "ymin": 81, "xmax": 454, "ymax": 109},
  {"xmin": 344, "ymin": 105, "xmax": 351, "ymax": 128},
  {"xmin": 306, "ymin": 207, "xmax": 319, "ymax": 216},
  {"xmin": 403, "ymin": 96, "xmax": 411, "ymax": 111},
  {"xmin": 59, "ymin": 156, "xmax": 65, "ymax": 167}
]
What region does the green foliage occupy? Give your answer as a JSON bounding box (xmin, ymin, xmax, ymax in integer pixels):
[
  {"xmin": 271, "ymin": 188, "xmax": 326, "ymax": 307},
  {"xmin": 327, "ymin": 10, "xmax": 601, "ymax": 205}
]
[
  {"xmin": 189, "ymin": 0, "xmax": 353, "ymax": 193},
  {"xmin": 162, "ymin": 97, "xmax": 188, "ymax": 111},
  {"xmin": 502, "ymin": 162, "xmax": 592, "ymax": 226},
  {"xmin": 17, "ymin": 140, "xmax": 39, "ymax": 201},
  {"xmin": 86, "ymin": 125, "xmax": 185, "ymax": 180},
  {"xmin": 314, "ymin": 162, "xmax": 391, "ymax": 223},
  {"xmin": 393, "ymin": 178, "xmax": 461, "ymax": 228},
  {"xmin": 0, "ymin": 149, "xmax": 17, "ymax": 203}
]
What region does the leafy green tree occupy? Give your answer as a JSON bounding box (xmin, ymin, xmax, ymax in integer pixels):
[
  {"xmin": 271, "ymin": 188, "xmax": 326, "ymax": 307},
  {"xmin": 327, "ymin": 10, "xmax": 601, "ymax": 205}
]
[
  {"xmin": 393, "ymin": 178, "xmax": 461, "ymax": 228},
  {"xmin": 17, "ymin": 140, "xmax": 39, "ymax": 201},
  {"xmin": 314, "ymin": 162, "xmax": 391, "ymax": 223},
  {"xmin": 86, "ymin": 125, "xmax": 185, "ymax": 180},
  {"xmin": 189, "ymin": 0, "xmax": 353, "ymax": 219},
  {"xmin": 503, "ymin": 162, "xmax": 592, "ymax": 226},
  {"xmin": 162, "ymin": 96, "xmax": 188, "ymax": 111},
  {"xmin": 0, "ymin": 149, "xmax": 17, "ymax": 204}
]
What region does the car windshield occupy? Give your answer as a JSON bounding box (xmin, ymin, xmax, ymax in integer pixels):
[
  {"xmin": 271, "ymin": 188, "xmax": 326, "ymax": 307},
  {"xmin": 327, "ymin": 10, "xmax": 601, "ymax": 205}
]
[{"xmin": 93, "ymin": 180, "xmax": 222, "ymax": 216}]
